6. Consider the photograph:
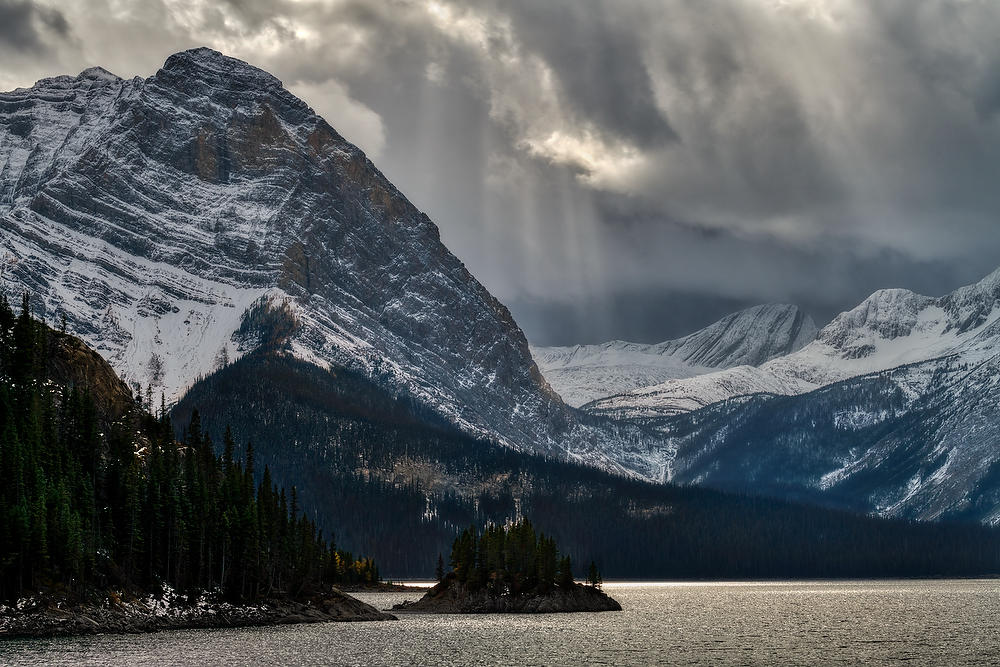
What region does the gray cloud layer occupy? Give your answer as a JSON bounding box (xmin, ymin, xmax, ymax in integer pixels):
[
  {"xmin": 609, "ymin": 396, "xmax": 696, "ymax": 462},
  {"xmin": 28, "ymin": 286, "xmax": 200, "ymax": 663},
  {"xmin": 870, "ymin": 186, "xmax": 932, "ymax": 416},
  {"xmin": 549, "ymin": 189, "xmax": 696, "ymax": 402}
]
[
  {"xmin": 2, "ymin": 0, "xmax": 1000, "ymax": 344},
  {"xmin": 0, "ymin": 0, "xmax": 68, "ymax": 53}
]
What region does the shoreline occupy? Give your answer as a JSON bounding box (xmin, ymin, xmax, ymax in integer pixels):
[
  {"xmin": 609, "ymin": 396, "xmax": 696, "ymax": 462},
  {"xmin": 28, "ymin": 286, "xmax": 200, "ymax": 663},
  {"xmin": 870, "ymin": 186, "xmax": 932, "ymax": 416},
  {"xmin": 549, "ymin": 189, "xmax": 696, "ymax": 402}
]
[
  {"xmin": 0, "ymin": 588, "xmax": 395, "ymax": 639},
  {"xmin": 336, "ymin": 581, "xmax": 431, "ymax": 593},
  {"xmin": 592, "ymin": 575, "xmax": 1000, "ymax": 585}
]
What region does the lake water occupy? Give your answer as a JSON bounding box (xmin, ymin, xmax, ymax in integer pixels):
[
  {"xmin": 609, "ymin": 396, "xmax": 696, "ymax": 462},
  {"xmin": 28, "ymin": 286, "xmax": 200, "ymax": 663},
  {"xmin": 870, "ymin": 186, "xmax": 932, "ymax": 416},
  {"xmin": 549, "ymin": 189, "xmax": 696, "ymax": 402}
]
[{"xmin": 3, "ymin": 580, "xmax": 999, "ymax": 665}]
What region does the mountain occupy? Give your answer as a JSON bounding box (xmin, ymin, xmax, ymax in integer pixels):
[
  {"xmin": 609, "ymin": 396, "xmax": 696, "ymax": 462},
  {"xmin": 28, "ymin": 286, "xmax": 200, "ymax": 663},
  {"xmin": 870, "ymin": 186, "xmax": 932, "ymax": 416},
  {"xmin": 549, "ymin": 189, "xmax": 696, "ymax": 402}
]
[
  {"xmin": 579, "ymin": 268, "xmax": 1000, "ymax": 522},
  {"xmin": 587, "ymin": 270, "xmax": 1000, "ymax": 419},
  {"xmin": 170, "ymin": 344, "xmax": 1000, "ymax": 578},
  {"xmin": 0, "ymin": 48, "xmax": 661, "ymax": 476},
  {"xmin": 7, "ymin": 49, "xmax": 1000, "ymax": 527},
  {"xmin": 532, "ymin": 304, "xmax": 816, "ymax": 407},
  {"xmin": 646, "ymin": 353, "xmax": 1000, "ymax": 523}
]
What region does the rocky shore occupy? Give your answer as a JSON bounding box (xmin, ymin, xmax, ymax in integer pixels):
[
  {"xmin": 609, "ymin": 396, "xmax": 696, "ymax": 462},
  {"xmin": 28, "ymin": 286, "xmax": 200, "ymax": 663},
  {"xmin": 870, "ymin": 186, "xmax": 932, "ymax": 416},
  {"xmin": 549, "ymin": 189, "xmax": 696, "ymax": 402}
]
[
  {"xmin": 0, "ymin": 588, "xmax": 395, "ymax": 638},
  {"xmin": 392, "ymin": 579, "xmax": 621, "ymax": 614}
]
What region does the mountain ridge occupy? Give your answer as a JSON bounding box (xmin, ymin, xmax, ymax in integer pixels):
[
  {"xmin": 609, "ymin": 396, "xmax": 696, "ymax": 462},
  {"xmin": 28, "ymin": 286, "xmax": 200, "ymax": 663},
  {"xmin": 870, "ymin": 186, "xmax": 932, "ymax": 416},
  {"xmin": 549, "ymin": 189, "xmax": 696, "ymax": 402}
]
[
  {"xmin": 532, "ymin": 303, "xmax": 816, "ymax": 407},
  {"xmin": 7, "ymin": 48, "xmax": 1000, "ymax": 524},
  {"xmin": 587, "ymin": 268, "xmax": 1000, "ymax": 419}
]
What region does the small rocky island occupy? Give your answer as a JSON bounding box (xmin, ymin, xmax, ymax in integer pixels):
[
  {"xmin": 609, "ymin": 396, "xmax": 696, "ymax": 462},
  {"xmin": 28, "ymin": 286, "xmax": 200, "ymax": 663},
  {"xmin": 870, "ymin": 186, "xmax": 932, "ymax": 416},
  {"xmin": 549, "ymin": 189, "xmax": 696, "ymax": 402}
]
[{"xmin": 393, "ymin": 521, "xmax": 621, "ymax": 614}]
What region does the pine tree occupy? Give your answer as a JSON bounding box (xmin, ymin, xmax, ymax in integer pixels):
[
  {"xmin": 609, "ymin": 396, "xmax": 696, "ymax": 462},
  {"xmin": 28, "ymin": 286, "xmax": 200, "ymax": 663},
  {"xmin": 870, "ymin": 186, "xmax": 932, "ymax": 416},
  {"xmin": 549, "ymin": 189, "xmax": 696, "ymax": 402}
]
[
  {"xmin": 536, "ymin": 535, "xmax": 558, "ymax": 591},
  {"xmin": 223, "ymin": 425, "xmax": 236, "ymax": 472},
  {"xmin": 587, "ymin": 561, "xmax": 602, "ymax": 589},
  {"xmin": 557, "ymin": 556, "xmax": 574, "ymax": 589}
]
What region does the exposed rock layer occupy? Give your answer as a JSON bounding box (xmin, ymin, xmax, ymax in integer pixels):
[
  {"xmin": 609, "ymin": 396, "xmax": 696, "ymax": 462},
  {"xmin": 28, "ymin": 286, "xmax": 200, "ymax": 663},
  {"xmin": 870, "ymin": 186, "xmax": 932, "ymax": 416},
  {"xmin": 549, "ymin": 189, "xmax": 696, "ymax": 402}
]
[{"xmin": 43, "ymin": 330, "xmax": 135, "ymax": 420}]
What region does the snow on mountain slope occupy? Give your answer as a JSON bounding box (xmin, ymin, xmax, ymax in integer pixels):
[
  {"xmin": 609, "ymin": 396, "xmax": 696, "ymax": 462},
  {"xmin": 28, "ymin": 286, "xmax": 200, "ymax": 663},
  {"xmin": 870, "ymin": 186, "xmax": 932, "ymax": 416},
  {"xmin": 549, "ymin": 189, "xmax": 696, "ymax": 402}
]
[
  {"xmin": 642, "ymin": 351, "xmax": 1000, "ymax": 524},
  {"xmin": 7, "ymin": 49, "xmax": 1000, "ymax": 523},
  {"xmin": 532, "ymin": 304, "xmax": 816, "ymax": 407},
  {"xmin": 585, "ymin": 364, "xmax": 813, "ymax": 419},
  {"xmin": 587, "ymin": 270, "xmax": 1000, "ymax": 419},
  {"xmin": 0, "ymin": 48, "xmax": 667, "ymax": 476},
  {"xmin": 531, "ymin": 345, "xmax": 712, "ymax": 409}
]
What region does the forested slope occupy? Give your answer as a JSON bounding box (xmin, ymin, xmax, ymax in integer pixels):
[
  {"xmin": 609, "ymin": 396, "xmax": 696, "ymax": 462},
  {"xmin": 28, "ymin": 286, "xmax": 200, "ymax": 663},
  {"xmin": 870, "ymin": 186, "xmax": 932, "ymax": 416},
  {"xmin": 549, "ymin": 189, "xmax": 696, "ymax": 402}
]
[
  {"xmin": 174, "ymin": 349, "xmax": 1000, "ymax": 580},
  {"xmin": 0, "ymin": 295, "xmax": 377, "ymax": 603}
]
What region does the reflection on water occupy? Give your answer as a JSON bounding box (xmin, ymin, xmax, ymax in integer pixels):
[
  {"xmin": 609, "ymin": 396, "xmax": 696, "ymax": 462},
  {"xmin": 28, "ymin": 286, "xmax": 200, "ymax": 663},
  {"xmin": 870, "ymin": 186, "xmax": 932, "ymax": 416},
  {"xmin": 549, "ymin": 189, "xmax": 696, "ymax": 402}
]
[{"xmin": 3, "ymin": 580, "xmax": 999, "ymax": 666}]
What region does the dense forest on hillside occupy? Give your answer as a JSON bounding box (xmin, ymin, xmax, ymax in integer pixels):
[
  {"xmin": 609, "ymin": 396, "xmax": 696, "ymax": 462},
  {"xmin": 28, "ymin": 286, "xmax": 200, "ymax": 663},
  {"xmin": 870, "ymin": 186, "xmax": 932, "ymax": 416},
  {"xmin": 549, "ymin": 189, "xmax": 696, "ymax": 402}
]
[
  {"xmin": 0, "ymin": 295, "xmax": 377, "ymax": 603},
  {"xmin": 175, "ymin": 349, "xmax": 1000, "ymax": 580}
]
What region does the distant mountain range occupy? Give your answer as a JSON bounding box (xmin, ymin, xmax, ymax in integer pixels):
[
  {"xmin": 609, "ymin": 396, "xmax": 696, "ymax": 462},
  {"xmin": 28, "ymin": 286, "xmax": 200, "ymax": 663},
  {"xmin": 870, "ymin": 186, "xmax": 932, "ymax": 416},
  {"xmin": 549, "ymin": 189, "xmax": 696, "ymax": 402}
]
[
  {"xmin": 538, "ymin": 268, "xmax": 1000, "ymax": 522},
  {"xmin": 4, "ymin": 49, "xmax": 1000, "ymax": 525},
  {"xmin": 532, "ymin": 303, "xmax": 817, "ymax": 407},
  {"xmin": 581, "ymin": 272, "xmax": 1000, "ymax": 420}
]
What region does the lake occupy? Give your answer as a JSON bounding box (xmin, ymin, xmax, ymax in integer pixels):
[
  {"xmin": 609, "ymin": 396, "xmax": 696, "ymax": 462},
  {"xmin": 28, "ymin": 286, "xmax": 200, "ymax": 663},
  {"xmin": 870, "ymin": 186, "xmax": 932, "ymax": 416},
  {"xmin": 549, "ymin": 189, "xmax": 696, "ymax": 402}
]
[{"xmin": 3, "ymin": 580, "xmax": 999, "ymax": 665}]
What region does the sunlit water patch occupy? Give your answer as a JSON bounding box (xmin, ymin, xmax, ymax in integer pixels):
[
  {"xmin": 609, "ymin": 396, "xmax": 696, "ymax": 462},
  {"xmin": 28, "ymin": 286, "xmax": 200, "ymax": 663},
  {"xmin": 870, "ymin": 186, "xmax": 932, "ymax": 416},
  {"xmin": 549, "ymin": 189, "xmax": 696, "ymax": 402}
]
[{"xmin": 3, "ymin": 580, "xmax": 1000, "ymax": 665}]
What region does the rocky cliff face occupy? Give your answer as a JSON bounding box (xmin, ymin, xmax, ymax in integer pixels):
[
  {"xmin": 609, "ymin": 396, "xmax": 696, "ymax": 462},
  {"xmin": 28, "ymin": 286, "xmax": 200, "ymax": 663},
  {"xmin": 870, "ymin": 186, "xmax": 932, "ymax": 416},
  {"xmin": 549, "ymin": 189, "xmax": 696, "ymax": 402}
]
[
  {"xmin": 0, "ymin": 48, "xmax": 658, "ymax": 474},
  {"xmin": 43, "ymin": 330, "xmax": 135, "ymax": 421}
]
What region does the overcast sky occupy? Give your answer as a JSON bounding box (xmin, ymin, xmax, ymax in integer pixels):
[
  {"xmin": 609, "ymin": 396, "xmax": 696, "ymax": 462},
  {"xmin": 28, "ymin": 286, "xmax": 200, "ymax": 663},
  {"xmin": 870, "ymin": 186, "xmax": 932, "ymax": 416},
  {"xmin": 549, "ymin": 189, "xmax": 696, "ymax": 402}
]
[{"xmin": 3, "ymin": 0, "xmax": 1000, "ymax": 344}]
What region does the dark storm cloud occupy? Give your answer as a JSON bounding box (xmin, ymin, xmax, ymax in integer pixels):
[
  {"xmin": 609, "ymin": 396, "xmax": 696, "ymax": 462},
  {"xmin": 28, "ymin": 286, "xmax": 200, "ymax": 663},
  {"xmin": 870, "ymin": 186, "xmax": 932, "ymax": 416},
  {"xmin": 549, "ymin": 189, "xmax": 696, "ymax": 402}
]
[
  {"xmin": 0, "ymin": 0, "xmax": 68, "ymax": 53},
  {"xmin": 510, "ymin": 291, "xmax": 762, "ymax": 347},
  {"xmin": 3, "ymin": 0, "xmax": 1000, "ymax": 343},
  {"xmin": 494, "ymin": 0, "xmax": 676, "ymax": 147}
]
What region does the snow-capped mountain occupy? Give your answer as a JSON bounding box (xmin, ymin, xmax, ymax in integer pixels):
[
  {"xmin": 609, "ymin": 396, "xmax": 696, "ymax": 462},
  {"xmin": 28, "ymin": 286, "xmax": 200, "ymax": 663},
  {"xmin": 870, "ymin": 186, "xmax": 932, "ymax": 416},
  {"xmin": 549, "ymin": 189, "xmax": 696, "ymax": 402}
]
[
  {"xmin": 6, "ymin": 48, "xmax": 1000, "ymax": 525},
  {"xmin": 587, "ymin": 270, "xmax": 1000, "ymax": 419},
  {"xmin": 0, "ymin": 48, "xmax": 664, "ymax": 475},
  {"xmin": 647, "ymin": 352, "xmax": 1000, "ymax": 523},
  {"xmin": 532, "ymin": 304, "xmax": 816, "ymax": 407},
  {"xmin": 572, "ymin": 267, "xmax": 1000, "ymax": 522}
]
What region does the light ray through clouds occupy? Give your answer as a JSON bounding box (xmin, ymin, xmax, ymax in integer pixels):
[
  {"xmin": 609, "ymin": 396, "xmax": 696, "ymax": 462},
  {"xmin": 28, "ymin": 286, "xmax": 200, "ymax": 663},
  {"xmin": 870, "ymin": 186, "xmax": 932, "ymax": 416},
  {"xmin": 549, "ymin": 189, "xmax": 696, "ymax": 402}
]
[{"xmin": 2, "ymin": 0, "xmax": 1000, "ymax": 344}]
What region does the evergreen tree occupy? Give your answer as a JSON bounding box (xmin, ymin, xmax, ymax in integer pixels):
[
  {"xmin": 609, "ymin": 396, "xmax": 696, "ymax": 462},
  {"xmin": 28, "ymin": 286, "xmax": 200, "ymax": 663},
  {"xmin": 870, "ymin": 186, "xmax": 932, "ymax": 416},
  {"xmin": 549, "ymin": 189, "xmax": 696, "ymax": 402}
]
[
  {"xmin": 587, "ymin": 561, "xmax": 602, "ymax": 589},
  {"xmin": 443, "ymin": 520, "xmax": 587, "ymax": 597},
  {"xmin": 557, "ymin": 556, "xmax": 574, "ymax": 589}
]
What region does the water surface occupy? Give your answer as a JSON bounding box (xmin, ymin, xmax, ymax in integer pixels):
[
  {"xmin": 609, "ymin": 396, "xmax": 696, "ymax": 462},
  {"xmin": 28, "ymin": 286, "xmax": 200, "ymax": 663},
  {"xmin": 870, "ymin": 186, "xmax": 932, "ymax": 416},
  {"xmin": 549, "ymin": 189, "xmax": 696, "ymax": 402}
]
[{"xmin": 3, "ymin": 580, "xmax": 998, "ymax": 665}]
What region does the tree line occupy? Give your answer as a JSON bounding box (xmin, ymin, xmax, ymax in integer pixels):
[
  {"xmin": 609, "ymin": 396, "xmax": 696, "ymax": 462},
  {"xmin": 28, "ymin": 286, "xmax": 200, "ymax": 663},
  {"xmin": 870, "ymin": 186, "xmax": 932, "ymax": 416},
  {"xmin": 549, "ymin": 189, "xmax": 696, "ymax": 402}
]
[
  {"xmin": 445, "ymin": 519, "xmax": 601, "ymax": 595},
  {"xmin": 0, "ymin": 294, "xmax": 378, "ymax": 603}
]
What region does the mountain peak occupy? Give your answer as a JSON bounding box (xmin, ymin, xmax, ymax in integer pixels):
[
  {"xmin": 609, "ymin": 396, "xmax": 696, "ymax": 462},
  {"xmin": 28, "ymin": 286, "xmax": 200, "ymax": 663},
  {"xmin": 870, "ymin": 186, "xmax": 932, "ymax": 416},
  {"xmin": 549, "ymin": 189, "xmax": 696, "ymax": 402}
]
[
  {"xmin": 532, "ymin": 302, "xmax": 817, "ymax": 407},
  {"xmin": 158, "ymin": 47, "xmax": 284, "ymax": 90},
  {"xmin": 653, "ymin": 302, "xmax": 817, "ymax": 367},
  {"xmin": 819, "ymin": 287, "xmax": 934, "ymax": 350},
  {"xmin": 77, "ymin": 66, "xmax": 120, "ymax": 83},
  {"xmin": 3, "ymin": 49, "xmax": 645, "ymax": 474}
]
